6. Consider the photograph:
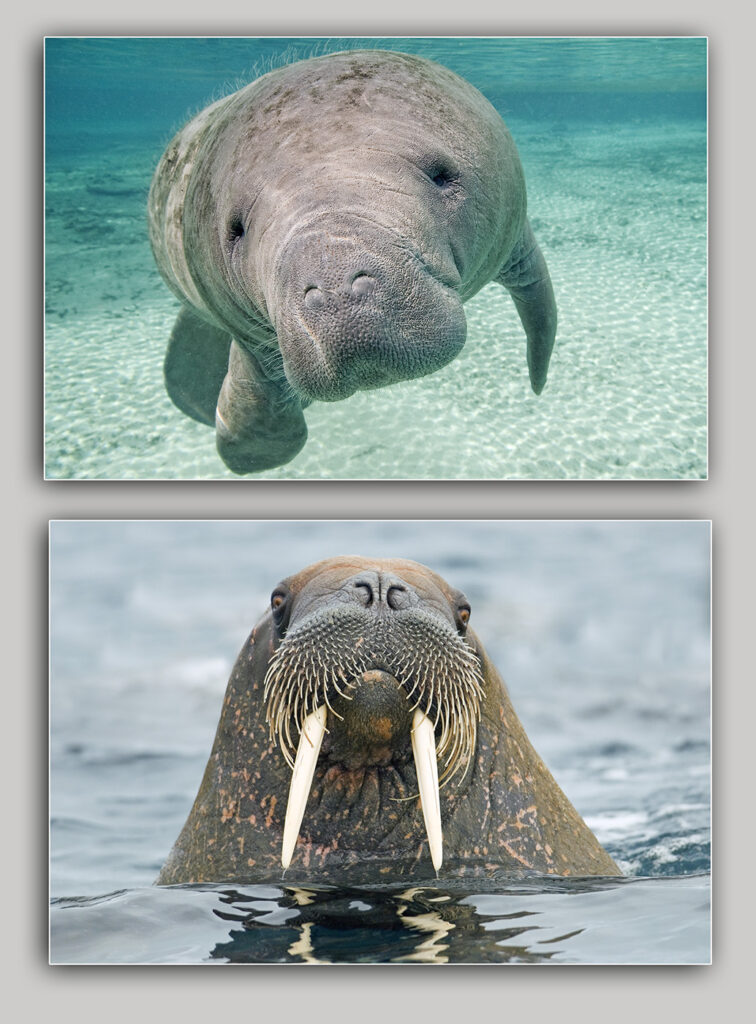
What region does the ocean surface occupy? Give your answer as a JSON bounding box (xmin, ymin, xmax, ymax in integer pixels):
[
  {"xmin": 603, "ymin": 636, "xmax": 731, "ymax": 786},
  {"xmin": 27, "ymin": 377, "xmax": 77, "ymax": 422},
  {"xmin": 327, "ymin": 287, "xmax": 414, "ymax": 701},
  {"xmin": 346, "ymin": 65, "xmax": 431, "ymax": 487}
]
[
  {"xmin": 44, "ymin": 37, "xmax": 707, "ymax": 479},
  {"xmin": 49, "ymin": 521, "xmax": 711, "ymax": 963}
]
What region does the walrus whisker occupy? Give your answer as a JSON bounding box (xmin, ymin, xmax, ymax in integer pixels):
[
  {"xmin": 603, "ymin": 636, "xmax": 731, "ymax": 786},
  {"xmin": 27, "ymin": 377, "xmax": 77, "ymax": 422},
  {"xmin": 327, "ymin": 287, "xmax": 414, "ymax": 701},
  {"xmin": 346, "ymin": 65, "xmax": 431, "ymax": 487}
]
[
  {"xmin": 287, "ymin": 689, "xmax": 302, "ymax": 749},
  {"xmin": 408, "ymin": 692, "xmax": 424, "ymax": 713},
  {"xmin": 321, "ymin": 686, "xmax": 343, "ymax": 721},
  {"xmin": 331, "ymin": 678, "xmax": 354, "ymax": 700},
  {"xmin": 404, "ymin": 675, "xmax": 421, "ymax": 701},
  {"xmin": 282, "ymin": 712, "xmax": 296, "ymax": 768}
]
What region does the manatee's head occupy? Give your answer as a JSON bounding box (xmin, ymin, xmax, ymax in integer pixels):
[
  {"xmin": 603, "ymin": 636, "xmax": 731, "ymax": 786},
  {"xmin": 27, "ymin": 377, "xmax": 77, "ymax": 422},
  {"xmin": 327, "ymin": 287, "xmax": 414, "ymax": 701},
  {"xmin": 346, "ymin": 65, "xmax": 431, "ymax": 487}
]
[
  {"xmin": 262, "ymin": 556, "xmax": 485, "ymax": 870},
  {"xmin": 208, "ymin": 51, "xmax": 527, "ymax": 402}
]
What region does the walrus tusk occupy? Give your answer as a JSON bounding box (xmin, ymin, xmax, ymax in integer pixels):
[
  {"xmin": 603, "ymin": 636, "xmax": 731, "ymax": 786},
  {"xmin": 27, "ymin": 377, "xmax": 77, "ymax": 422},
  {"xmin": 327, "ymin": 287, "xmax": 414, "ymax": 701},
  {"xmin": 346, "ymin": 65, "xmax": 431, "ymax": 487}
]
[
  {"xmin": 411, "ymin": 708, "xmax": 443, "ymax": 872},
  {"xmin": 281, "ymin": 704, "xmax": 327, "ymax": 870}
]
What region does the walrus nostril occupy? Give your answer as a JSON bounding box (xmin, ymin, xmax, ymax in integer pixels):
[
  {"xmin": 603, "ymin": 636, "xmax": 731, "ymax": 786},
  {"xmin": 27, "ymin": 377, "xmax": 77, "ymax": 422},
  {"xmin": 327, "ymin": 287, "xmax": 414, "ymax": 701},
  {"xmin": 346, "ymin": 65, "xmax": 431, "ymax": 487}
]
[
  {"xmin": 350, "ymin": 273, "xmax": 376, "ymax": 297},
  {"xmin": 386, "ymin": 585, "xmax": 410, "ymax": 610},
  {"xmin": 353, "ymin": 580, "xmax": 374, "ymax": 606},
  {"xmin": 304, "ymin": 285, "xmax": 325, "ymax": 310}
]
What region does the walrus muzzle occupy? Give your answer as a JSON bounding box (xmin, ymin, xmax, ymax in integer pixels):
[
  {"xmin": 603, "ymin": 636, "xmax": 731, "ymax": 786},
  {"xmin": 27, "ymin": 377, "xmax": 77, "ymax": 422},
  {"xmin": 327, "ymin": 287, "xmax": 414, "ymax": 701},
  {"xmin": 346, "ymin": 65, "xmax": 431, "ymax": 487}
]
[{"xmin": 263, "ymin": 604, "xmax": 484, "ymax": 871}]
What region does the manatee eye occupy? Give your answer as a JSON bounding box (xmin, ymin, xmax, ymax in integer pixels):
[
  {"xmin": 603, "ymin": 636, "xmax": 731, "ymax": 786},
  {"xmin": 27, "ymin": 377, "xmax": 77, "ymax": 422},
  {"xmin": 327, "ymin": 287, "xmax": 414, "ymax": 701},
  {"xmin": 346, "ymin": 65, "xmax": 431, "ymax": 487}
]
[
  {"xmin": 271, "ymin": 588, "xmax": 290, "ymax": 632},
  {"xmin": 426, "ymin": 162, "xmax": 458, "ymax": 189},
  {"xmin": 227, "ymin": 216, "xmax": 245, "ymax": 247},
  {"xmin": 455, "ymin": 603, "xmax": 471, "ymax": 635}
]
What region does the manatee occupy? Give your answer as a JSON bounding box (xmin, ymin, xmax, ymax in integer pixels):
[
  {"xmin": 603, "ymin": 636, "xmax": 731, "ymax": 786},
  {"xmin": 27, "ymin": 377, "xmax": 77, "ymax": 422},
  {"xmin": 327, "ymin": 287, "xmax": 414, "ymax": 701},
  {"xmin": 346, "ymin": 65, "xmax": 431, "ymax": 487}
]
[{"xmin": 148, "ymin": 50, "xmax": 557, "ymax": 474}]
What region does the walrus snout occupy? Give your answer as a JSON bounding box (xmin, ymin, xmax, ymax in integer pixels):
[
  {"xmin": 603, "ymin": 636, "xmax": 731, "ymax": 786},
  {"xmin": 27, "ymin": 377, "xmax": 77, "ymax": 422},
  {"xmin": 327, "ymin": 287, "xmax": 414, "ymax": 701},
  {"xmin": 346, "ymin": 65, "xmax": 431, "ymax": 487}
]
[
  {"xmin": 260, "ymin": 559, "xmax": 485, "ymax": 872},
  {"xmin": 323, "ymin": 669, "xmax": 414, "ymax": 769},
  {"xmin": 339, "ymin": 569, "xmax": 423, "ymax": 614}
]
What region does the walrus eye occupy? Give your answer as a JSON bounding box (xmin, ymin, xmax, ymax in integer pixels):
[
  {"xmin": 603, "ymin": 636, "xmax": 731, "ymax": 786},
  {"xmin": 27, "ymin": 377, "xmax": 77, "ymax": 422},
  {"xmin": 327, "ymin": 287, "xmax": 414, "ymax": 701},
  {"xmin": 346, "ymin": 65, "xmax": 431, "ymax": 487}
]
[
  {"xmin": 455, "ymin": 603, "xmax": 471, "ymax": 634},
  {"xmin": 270, "ymin": 588, "xmax": 290, "ymax": 632}
]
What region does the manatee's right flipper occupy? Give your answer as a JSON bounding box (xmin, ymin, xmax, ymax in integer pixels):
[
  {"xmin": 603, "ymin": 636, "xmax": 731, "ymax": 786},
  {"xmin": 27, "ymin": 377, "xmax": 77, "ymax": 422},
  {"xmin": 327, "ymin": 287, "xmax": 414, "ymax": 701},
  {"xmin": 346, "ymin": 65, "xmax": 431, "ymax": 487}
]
[
  {"xmin": 215, "ymin": 341, "xmax": 308, "ymax": 474},
  {"xmin": 496, "ymin": 218, "xmax": 558, "ymax": 395},
  {"xmin": 164, "ymin": 306, "xmax": 233, "ymax": 426}
]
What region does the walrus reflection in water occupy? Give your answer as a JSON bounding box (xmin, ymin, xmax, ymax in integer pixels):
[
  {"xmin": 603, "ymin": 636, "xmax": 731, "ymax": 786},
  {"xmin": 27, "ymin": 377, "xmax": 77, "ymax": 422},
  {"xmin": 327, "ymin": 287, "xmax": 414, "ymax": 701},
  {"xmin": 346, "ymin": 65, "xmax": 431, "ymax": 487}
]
[{"xmin": 157, "ymin": 558, "xmax": 620, "ymax": 884}]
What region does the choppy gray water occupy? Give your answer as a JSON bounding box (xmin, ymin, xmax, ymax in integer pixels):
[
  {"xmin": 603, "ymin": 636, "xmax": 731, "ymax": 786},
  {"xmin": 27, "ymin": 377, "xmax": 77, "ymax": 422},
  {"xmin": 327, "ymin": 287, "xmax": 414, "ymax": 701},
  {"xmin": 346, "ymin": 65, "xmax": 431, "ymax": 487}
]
[
  {"xmin": 49, "ymin": 521, "xmax": 711, "ymax": 963},
  {"xmin": 44, "ymin": 37, "xmax": 707, "ymax": 479}
]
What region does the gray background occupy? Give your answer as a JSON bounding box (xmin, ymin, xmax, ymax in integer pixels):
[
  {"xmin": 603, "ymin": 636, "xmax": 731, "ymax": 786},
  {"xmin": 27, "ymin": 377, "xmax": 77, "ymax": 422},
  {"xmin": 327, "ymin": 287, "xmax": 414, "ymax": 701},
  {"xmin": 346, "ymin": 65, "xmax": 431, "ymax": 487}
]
[{"xmin": 6, "ymin": 0, "xmax": 751, "ymax": 1015}]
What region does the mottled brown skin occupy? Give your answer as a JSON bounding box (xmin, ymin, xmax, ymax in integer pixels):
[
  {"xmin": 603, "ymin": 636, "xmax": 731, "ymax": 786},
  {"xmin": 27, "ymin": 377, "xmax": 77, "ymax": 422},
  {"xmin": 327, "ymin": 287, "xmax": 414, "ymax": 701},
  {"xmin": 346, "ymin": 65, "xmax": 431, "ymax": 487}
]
[
  {"xmin": 148, "ymin": 50, "xmax": 557, "ymax": 474},
  {"xmin": 157, "ymin": 558, "xmax": 619, "ymax": 885}
]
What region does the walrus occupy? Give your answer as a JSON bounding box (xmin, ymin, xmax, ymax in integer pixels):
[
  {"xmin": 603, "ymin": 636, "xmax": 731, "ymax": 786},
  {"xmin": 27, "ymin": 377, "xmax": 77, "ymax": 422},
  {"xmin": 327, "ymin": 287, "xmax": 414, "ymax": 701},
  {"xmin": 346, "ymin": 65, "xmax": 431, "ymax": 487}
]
[
  {"xmin": 148, "ymin": 50, "xmax": 558, "ymax": 474},
  {"xmin": 157, "ymin": 558, "xmax": 619, "ymax": 884}
]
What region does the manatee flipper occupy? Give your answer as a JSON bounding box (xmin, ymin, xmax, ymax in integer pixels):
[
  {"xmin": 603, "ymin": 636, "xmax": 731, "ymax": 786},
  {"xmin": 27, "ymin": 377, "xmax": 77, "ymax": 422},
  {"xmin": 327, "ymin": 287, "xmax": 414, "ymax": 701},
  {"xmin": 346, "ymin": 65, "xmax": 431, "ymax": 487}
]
[
  {"xmin": 215, "ymin": 341, "xmax": 308, "ymax": 474},
  {"xmin": 497, "ymin": 218, "xmax": 557, "ymax": 395},
  {"xmin": 164, "ymin": 306, "xmax": 233, "ymax": 426}
]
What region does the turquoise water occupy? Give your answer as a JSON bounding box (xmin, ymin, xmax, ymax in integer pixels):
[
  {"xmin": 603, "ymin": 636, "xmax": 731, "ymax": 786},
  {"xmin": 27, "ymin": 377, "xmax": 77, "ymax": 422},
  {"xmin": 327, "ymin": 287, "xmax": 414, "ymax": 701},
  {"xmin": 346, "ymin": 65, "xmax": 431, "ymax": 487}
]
[
  {"xmin": 44, "ymin": 37, "xmax": 707, "ymax": 479},
  {"xmin": 49, "ymin": 521, "xmax": 710, "ymax": 963}
]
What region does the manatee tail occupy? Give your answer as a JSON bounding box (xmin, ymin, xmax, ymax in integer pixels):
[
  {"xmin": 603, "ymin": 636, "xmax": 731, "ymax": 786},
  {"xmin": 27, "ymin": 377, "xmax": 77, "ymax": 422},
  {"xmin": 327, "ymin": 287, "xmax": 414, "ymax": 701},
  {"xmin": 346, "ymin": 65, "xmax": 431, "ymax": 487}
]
[{"xmin": 496, "ymin": 218, "xmax": 557, "ymax": 395}]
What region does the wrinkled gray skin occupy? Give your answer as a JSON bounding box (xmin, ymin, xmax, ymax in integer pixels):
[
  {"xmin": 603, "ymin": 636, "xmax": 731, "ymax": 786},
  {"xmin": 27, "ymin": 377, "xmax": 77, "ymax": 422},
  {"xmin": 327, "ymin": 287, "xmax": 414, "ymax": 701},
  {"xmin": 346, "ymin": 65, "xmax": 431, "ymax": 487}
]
[{"xmin": 148, "ymin": 50, "xmax": 557, "ymax": 474}]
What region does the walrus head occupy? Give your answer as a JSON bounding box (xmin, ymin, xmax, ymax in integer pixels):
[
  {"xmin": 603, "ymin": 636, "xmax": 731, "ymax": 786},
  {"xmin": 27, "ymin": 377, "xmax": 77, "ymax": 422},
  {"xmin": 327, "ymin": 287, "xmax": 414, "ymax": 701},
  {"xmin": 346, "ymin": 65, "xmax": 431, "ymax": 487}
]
[
  {"xmin": 156, "ymin": 557, "xmax": 621, "ymax": 884},
  {"xmin": 263, "ymin": 559, "xmax": 484, "ymax": 869}
]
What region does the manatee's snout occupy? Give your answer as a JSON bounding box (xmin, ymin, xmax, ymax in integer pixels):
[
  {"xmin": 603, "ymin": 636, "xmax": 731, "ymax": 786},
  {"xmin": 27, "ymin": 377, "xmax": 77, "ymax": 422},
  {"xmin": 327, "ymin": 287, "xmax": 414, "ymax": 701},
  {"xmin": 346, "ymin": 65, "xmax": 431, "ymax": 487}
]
[
  {"xmin": 303, "ymin": 269, "xmax": 378, "ymax": 309},
  {"xmin": 272, "ymin": 227, "xmax": 466, "ymax": 402}
]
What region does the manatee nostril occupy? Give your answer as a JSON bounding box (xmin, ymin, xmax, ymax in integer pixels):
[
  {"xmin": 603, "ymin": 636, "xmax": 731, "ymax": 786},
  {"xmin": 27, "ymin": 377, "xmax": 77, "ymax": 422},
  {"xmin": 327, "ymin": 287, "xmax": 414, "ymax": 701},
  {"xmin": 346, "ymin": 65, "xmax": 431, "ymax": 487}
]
[
  {"xmin": 304, "ymin": 285, "xmax": 325, "ymax": 310},
  {"xmin": 386, "ymin": 585, "xmax": 410, "ymax": 611},
  {"xmin": 353, "ymin": 580, "xmax": 374, "ymax": 606},
  {"xmin": 350, "ymin": 273, "xmax": 376, "ymax": 297}
]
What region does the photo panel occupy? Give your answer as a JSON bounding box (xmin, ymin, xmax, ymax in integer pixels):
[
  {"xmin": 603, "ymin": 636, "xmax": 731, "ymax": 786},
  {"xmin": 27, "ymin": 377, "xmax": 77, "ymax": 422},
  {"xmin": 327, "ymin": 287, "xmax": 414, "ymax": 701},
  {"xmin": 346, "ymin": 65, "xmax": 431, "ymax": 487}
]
[
  {"xmin": 44, "ymin": 36, "xmax": 707, "ymax": 480},
  {"xmin": 49, "ymin": 520, "xmax": 710, "ymax": 964}
]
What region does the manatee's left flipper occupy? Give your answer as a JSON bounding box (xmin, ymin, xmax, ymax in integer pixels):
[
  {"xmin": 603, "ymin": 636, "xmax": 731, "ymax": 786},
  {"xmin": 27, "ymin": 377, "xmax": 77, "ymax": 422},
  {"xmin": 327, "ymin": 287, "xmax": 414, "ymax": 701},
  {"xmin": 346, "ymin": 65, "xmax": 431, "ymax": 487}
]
[
  {"xmin": 216, "ymin": 341, "xmax": 308, "ymax": 474},
  {"xmin": 496, "ymin": 218, "xmax": 558, "ymax": 395},
  {"xmin": 164, "ymin": 306, "xmax": 233, "ymax": 426}
]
